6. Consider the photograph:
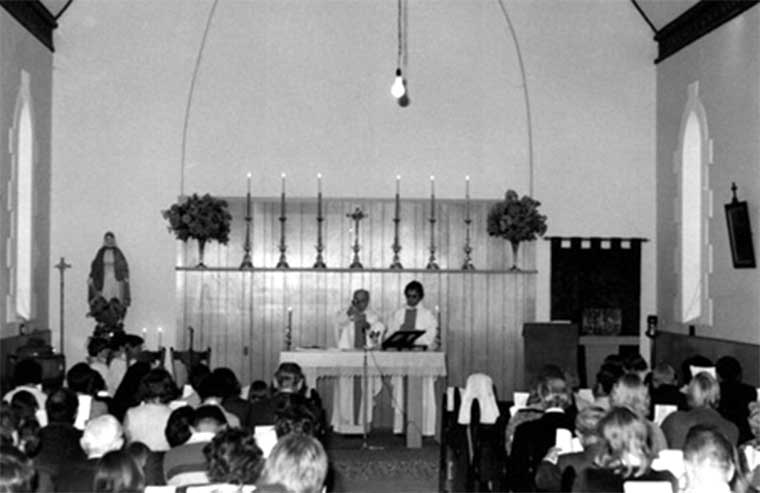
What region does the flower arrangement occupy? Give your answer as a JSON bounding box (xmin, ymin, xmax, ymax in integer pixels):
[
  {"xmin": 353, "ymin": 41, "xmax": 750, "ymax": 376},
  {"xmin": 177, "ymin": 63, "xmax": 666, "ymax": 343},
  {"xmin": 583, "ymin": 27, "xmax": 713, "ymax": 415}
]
[
  {"xmin": 487, "ymin": 190, "xmax": 548, "ymax": 269},
  {"xmin": 162, "ymin": 193, "xmax": 232, "ymax": 245}
]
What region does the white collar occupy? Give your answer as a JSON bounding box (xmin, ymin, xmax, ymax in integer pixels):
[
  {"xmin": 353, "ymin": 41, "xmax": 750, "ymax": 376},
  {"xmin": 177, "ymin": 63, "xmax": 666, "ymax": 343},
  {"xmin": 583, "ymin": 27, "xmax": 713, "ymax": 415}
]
[
  {"xmin": 544, "ymin": 407, "xmax": 565, "ymax": 414},
  {"xmin": 187, "ymin": 431, "xmax": 216, "ymax": 444}
]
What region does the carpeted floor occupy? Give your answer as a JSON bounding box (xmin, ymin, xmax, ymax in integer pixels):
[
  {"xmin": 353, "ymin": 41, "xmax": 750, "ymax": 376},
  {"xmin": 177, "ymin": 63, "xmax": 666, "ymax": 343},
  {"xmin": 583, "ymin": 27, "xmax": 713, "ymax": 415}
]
[{"xmin": 327, "ymin": 431, "xmax": 439, "ymax": 492}]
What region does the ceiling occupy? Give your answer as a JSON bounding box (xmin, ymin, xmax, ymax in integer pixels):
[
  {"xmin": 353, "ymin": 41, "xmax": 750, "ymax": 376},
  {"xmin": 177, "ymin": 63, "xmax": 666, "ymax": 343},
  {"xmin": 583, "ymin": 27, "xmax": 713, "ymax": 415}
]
[{"xmin": 39, "ymin": 0, "xmax": 701, "ymax": 33}]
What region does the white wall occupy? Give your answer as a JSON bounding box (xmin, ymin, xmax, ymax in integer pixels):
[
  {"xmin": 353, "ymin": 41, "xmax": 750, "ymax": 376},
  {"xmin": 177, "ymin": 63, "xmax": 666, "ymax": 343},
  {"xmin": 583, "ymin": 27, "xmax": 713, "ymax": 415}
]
[{"xmin": 50, "ymin": 0, "xmax": 656, "ymax": 364}]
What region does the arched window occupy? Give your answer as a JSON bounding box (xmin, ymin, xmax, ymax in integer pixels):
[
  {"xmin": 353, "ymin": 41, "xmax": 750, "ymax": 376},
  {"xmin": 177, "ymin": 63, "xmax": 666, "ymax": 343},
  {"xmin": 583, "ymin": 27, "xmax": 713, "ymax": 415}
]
[
  {"xmin": 10, "ymin": 71, "xmax": 34, "ymax": 321},
  {"xmin": 680, "ymin": 111, "xmax": 702, "ymax": 322}
]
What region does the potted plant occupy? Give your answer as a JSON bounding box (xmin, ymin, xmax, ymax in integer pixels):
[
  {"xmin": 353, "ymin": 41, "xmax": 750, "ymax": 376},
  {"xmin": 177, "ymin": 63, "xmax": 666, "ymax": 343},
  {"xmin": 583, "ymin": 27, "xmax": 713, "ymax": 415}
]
[
  {"xmin": 486, "ymin": 189, "xmax": 548, "ymax": 270},
  {"xmin": 162, "ymin": 193, "xmax": 232, "ymax": 267}
]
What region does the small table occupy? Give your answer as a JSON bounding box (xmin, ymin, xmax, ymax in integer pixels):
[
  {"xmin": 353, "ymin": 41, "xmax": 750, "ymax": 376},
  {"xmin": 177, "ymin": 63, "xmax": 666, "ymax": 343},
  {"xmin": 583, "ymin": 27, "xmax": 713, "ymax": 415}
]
[{"xmin": 279, "ymin": 349, "xmax": 447, "ymax": 448}]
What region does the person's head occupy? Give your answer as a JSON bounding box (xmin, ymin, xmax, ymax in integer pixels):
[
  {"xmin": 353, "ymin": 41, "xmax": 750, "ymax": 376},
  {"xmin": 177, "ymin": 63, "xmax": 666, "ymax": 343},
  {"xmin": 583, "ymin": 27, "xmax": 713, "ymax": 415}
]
[
  {"xmin": 403, "ymin": 281, "xmax": 424, "ymax": 307},
  {"xmin": 0, "ymin": 446, "xmax": 36, "ymax": 493},
  {"xmin": 125, "ymin": 441, "xmax": 150, "ymax": 471},
  {"xmin": 67, "ymin": 362, "xmax": 103, "ymax": 395},
  {"xmin": 258, "ymin": 434, "xmax": 328, "ymax": 493},
  {"xmin": 686, "ymin": 372, "xmax": 721, "ymax": 409},
  {"xmin": 198, "ymin": 371, "xmax": 224, "ymax": 401},
  {"xmin": 748, "ymin": 402, "xmax": 760, "ymax": 440},
  {"xmin": 103, "ymin": 232, "xmax": 117, "ymax": 248},
  {"xmin": 623, "ymin": 354, "xmax": 649, "ymax": 381},
  {"xmin": 594, "ymin": 406, "xmax": 652, "ymax": 478},
  {"xmin": 683, "ymin": 425, "xmax": 736, "ymax": 489},
  {"xmin": 681, "ymin": 355, "xmax": 713, "ymax": 385},
  {"xmin": 610, "ymin": 373, "xmax": 650, "ymax": 418},
  {"xmin": 92, "ymin": 450, "xmax": 144, "ymax": 493},
  {"xmin": 88, "ymin": 337, "xmax": 111, "ymax": 360},
  {"xmin": 137, "ymin": 368, "xmax": 178, "ymax": 404},
  {"xmin": 193, "ymin": 405, "xmax": 227, "ymax": 434},
  {"xmin": 248, "ymin": 380, "xmax": 270, "ymax": 402},
  {"xmin": 575, "ymin": 406, "xmax": 606, "ymax": 448},
  {"xmin": 0, "ymin": 404, "xmax": 17, "ymax": 448},
  {"xmin": 112, "ymin": 362, "xmax": 151, "ymax": 416},
  {"xmin": 351, "ymin": 289, "xmax": 370, "ymax": 313},
  {"xmin": 10, "ymin": 392, "xmax": 37, "ymax": 421},
  {"xmin": 715, "ymin": 356, "xmax": 742, "ymax": 383},
  {"xmin": 595, "ymin": 362, "xmax": 625, "ymax": 398},
  {"xmin": 12, "ymin": 359, "xmax": 42, "ymax": 387},
  {"xmin": 189, "ymin": 364, "xmax": 211, "ymax": 393},
  {"xmin": 45, "ymin": 388, "xmax": 79, "ymax": 425},
  {"xmin": 212, "ymin": 367, "xmax": 242, "ymax": 399},
  {"xmin": 651, "ymin": 362, "xmax": 677, "ymax": 388},
  {"xmin": 123, "ymin": 335, "xmax": 144, "ymax": 359},
  {"xmin": 165, "ymin": 406, "xmax": 195, "ymax": 447},
  {"xmin": 274, "ymin": 363, "xmax": 305, "ymax": 394},
  {"xmin": 16, "ymin": 417, "xmax": 40, "ymax": 458},
  {"xmin": 81, "ymin": 415, "xmax": 124, "ymax": 459},
  {"xmin": 536, "ymin": 376, "xmax": 571, "ymax": 410},
  {"xmin": 204, "ymin": 428, "xmax": 264, "ymax": 485},
  {"xmin": 273, "ymin": 396, "xmax": 319, "ymax": 438}
]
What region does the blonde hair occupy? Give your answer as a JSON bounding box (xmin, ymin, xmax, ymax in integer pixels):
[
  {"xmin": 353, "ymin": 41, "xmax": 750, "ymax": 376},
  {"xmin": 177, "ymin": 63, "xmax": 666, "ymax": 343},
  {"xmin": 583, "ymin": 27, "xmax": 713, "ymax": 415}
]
[
  {"xmin": 610, "ymin": 373, "xmax": 650, "ymax": 417},
  {"xmin": 594, "ymin": 407, "xmax": 652, "ymax": 479},
  {"xmin": 537, "ymin": 376, "xmax": 571, "ymax": 410},
  {"xmin": 687, "ymin": 372, "xmax": 720, "ymax": 409},
  {"xmin": 258, "ymin": 434, "xmax": 328, "ymax": 493}
]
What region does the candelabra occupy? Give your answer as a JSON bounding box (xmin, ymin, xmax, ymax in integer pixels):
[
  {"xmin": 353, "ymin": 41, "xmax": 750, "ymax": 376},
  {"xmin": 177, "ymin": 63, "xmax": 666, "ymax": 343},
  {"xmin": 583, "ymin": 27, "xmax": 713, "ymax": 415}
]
[
  {"xmin": 276, "ymin": 214, "xmax": 289, "ymax": 268},
  {"xmin": 389, "ymin": 191, "xmax": 403, "ymax": 269},
  {"xmin": 426, "ymin": 209, "xmax": 439, "ymax": 270},
  {"xmin": 240, "ymin": 193, "xmax": 253, "ymax": 269},
  {"xmin": 314, "ymin": 191, "xmax": 326, "ymax": 268},
  {"xmin": 462, "ymin": 216, "xmax": 475, "ymax": 270},
  {"xmin": 347, "ymin": 208, "xmax": 366, "ymax": 269}
]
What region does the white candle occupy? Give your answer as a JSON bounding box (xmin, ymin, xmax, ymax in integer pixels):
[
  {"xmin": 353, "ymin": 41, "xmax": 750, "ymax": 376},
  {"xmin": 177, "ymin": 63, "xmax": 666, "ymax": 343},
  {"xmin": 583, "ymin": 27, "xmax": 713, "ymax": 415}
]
[
  {"xmin": 157, "ymin": 327, "xmax": 163, "ymax": 348},
  {"xmin": 281, "ymin": 173, "xmax": 286, "ymax": 194},
  {"xmin": 430, "ymin": 176, "xmax": 436, "ymax": 219},
  {"xmin": 247, "ymin": 172, "xmax": 251, "ymax": 194},
  {"xmin": 317, "ymin": 173, "xmax": 322, "ymax": 194},
  {"xmin": 465, "ymin": 175, "xmax": 471, "ymax": 220},
  {"xmin": 246, "ymin": 173, "xmax": 252, "ymax": 217},
  {"xmin": 287, "ymin": 306, "xmax": 293, "ymax": 328},
  {"xmin": 141, "ymin": 327, "xmax": 147, "ymax": 342},
  {"xmin": 430, "ymin": 175, "xmax": 435, "ymax": 196},
  {"xmin": 396, "ymin": 175, "xmax": 401, "ymax": 195}
]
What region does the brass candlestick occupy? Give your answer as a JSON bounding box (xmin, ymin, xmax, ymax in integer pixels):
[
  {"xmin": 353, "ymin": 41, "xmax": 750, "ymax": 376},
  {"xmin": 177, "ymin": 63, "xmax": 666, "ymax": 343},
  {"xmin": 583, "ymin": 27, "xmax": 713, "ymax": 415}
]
[
  {"xmin": 390, "ymin": 192, "xmax": 403, "ymax": 269},
  {"xmin": 426, "ymin": 198, "xmax": 439, "ymax": 270},
  {"xmin": 240, "ymin": 187, "xmax": 253, "ymax": 269},
  {"xmin": 462, "ymin": 216, "xmax": 475, "ymax": 270},
  {"xmin": 276, "ymin": 191, "xmax": 289, "ymax": 268},
  {"xmin": 314, "ymin": 191, "xmax": 326, "ymax": 268},
  {"xmin": 347, "ymin": 207, "xmax": 366, "ymax": 269}
]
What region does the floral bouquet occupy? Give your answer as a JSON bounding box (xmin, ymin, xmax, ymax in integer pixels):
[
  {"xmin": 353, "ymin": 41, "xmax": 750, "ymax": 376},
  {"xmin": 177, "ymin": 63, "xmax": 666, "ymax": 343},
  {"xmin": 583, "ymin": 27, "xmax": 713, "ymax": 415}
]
[
  {"xmin": 487, "ymin": 190, "xmax": 548, "ymax": 269},
  {"xmin": 162, "ymin": 193, "xmax": 232, "ymax": 266}
]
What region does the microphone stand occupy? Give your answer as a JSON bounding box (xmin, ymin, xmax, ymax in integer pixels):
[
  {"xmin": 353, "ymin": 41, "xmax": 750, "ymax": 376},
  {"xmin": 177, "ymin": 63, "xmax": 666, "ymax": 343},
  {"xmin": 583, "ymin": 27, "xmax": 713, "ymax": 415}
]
[{"xmin": 360, "ymin": 327, "xmax": 383, "ymax": 450}]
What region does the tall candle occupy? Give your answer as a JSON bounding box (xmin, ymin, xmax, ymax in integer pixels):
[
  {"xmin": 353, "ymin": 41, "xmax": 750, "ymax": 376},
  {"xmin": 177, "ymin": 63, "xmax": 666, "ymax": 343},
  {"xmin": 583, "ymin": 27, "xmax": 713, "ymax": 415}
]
[
  {"xmin": 395, "ymin": 175, "xmax": 401, "ymax": 217},
  {"xmin": 246, "ymin": 173, "xmax": 252, "ymax": 217},
  {"xmin": 430, "ymin": 175, "xmax": 436, "ymax": 219},
  {"xmin": 317, "ymin": 174, "xmax": 323, "ymax": 217},
  {"xmin": 141, "ymin": 327, "xmax": 147, "ymax": 341},
  {"xmin": 396, "ymin": 175, "xmax": 400, "ymax": 195},
  {"xmin": 287, "ymin": 306, "xmax": 293, "ymax": 329},
  {"xmin": 465, "ymin": 175, "xmax": 471, "ymax": 220},
  {"xmin": 280, "ymin": 173, "xmax": 286, "ymax": 216},
  {"xmin": 281, "ymin": 173, "xmax": 286, "ymax": 195},
  {"xmin": 317, "ymin": 173, "xmax": 322, "ymax": 194},
  {"xmin": 157, "ymin": 327, "xmax": 163, "ymax": 348}
]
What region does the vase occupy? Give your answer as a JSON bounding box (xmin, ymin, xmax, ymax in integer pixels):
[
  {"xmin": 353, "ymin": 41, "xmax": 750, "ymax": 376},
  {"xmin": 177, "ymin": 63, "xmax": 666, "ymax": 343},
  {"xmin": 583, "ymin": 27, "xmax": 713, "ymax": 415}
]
[
  {"xmin": 196, "ymin": 238, "xmax": 207, "ymax": 268},
  {"xmin": 509, "ymin": 240, "xmax": 521, "ymax": 271}
]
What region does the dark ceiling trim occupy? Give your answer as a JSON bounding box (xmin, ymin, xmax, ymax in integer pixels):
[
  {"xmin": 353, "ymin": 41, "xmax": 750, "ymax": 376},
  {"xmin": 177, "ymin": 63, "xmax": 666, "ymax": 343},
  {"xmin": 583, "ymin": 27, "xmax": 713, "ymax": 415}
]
[
  {"xmin": 0, "ymin": 1, "xmax": 58, "ymax": 52},
  {"xmin": 655, "ymin": 0, "xmax": 759, "ymax": 64}
]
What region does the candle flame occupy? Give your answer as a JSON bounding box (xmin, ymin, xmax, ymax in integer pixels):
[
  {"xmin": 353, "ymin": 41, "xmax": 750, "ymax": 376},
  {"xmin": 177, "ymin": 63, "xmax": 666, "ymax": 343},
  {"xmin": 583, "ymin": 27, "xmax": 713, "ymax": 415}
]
[{"xmin": 247, "ymin": 172, "xmax": 251, "ymax": 179}]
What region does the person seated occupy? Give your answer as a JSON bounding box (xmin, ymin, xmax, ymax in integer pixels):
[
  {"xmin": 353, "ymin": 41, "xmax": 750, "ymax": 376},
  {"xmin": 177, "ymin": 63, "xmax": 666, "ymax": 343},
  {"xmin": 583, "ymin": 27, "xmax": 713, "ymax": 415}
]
[
  {"xmin": 680, "ymin": 355, "xmax": 714, "ymax": 387},
  {"xmin": 623, "ymin": 353, "xmax": 649, "ymax": 383},
  {"xmin": 197, "ymin": 372, "xmax": 241, "ymax": 428},
  {"xmin": 56, "ymin": 414, "xmax": 125, "ymax": 492},
  {"xmin": 3, "ymin": 359, "xmax": 47, "ymax": 410},
  {"xmin": 682, "ymin": 425, "xmax": 742, "ymax": 493},
  {"xmin": 181, "ymin": 363, "xmax": 211, "ymax": 408},
  {"xmin": 202, "ymin": 428, "xmax": 264, "ymax": 487},
  {"xmin": 106, "ymin": 333, "xmax": 145, "ymax": 393},
  {"xmin": 716, "ymin": 355, "xmax": 758, "ymax": 444},
  {"xmin": 661, "ymin": 372, "xmax": 739, "ymax": 449},
  {"xmin": 110, "ymin": 361, "xmax": 150, "ymax": 422},
  {"xmin": 571, "ymin": 406, "xmax": 678, "ymax": 492},
  {"xmin": 87, "ymin": 337, "xmax": 112, "ymax": 394},
  {"xmin": 273, "ymin": 364, "xmax": 325, "ymax": 430},
  {"xmin": 742, "ymin": 402, "xmax": 760, "ymax": 490},
  {"xmin": 164, "ymin": 405, "xmax": 227, "ymax": 487},
  {"xmin": 35, "ymin": 388, "xmax": 86, "ymax": 487},
  {"xmin": 591, "ymin": 361, "xmax": 625, "ymax": 411},
  {"xmin": 0, "ymin": 445, "xmax": 37, "ymax": 493},
  {"xmin": 123, "ymin": 368, "xmax": 179, "ymax": 451},
  {"xmin": 610, "ymin": 373, "xmax": 668, "ymax": 454},
  {"xmin": 256, "ymin": 434, "xmax": 329, "ymax": 493},
  {"xmin": 92, "ymin": 449, "xmax": 145, "ymax": 493},
  {"xmin": 388, "ymin": 281, "xmax": 438, "ymax": 436},
  {"xmin": 510, "ymin": 375, "xmax": 575, "ymax": 492},
  {"xmin": 247, "ymin": 380, "xmax": 276, "ymax": 428},
  {"xmin": 331, "ymin": 289, "xmax": 385, "ymax": 434},
  {"xmin": 126, "ymin": 440, "xmax": 164, "ymax": 487},
  {"xmin": 9, "ymin": 391, "xmax": 38, "ymax": 426},
  {"xmin": 649, "ymin": 362, "xmax": 687, "ymax": 415},
  {"xmin": 67, "ymin": 363, "xmax": 110, "ymax": 427},
  {"xmin": 214, "ymin": 367, "xmax": 251, "ymax": 429}
]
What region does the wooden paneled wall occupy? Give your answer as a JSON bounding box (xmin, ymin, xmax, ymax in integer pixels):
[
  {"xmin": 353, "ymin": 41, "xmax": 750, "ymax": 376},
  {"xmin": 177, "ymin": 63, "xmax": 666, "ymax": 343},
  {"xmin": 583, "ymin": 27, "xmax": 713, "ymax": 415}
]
[{"xmin": 174, "ymin": 197, "xmax": 538, "ymax": 399}]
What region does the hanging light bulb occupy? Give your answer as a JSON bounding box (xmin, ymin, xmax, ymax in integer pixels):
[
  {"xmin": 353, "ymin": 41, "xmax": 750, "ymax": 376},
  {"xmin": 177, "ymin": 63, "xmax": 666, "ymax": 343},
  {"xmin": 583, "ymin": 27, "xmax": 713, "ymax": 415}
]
[{"xmin": 390, "ymin": 68, "xmax": 406, "ymax": 98}]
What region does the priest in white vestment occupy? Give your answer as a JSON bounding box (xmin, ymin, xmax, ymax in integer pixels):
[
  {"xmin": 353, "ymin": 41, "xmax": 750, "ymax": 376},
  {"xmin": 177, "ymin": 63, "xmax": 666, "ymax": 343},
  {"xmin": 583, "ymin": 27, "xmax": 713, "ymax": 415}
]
[
  {"xmin": 331, "ymin": 289, "xmax": 386, "ymax": 434},
  {"xmin": 387, "ymin": 280, "xmax": 439, "ymax": 436}
]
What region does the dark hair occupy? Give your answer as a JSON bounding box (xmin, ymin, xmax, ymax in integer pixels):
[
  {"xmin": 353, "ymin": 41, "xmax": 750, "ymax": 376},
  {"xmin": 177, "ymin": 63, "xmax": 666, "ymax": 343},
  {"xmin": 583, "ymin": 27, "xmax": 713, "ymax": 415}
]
[
  {"xmin": 13, "ymin": 359, "xmax": 42, "ymax": 387},
  {"xmin": 16, "ymin": 417, "xmax": 40, "ymax": 458},
  {"xmin": 92, "ymin": 450, "xmax": 145, "ymax": 493},
  {"xmin": 274, "ymin": 363, "xmax": 305, "ymax": 393},
  {"xmin": 136, "ymin": 369, "xmax": 178, "ymax": 404},
  {"xmin": 0, "ymin": 404, "xmax": 17, "ymax": 448},
  {"xmin": 624, "ymin": 354, "xmax": 648, "ymax": 374},
  {"xmin": 197, "ymin": 372, "xmax": 223, "ymax": 400},
  {"xmin": 194, "ymin": 405, "xmax": 227, "ymax": 429},
  {"xmin": 203, "ymin": 428, "xmax": 264, "ymax": 484},
  {"xmin": 715, "ymin": 356, "xmax": 742, "ymax": 383},
  {"xmin": 88, "ymin": 337, "xmax": 110, "ymax": 358},
  {"xmin": 10, "ymin": 392, "xmax": 37, "ymax": 421},
  {"xmin": 213, "ymin": 368, "xmax": 241, "ymax": 399},
  {"xmin": 248, "ymin": 380, "xmax": 270, "ymax": 401},
  {"xmin": 595, "ymin": 362, "xmax": 625, "ymax": 396},
  {"xmin": 123, "ymin": 335, "xmax": 144, "ymax": 349},
  {"xmin": 164, "ymin": 406, "xmax": 195, "ymax": 448},
  {"xmin": 67, "ymin": 363, "xmax": 103, "ymax": 395},
  {"xmin": 404, "ymin": 280, "xmax": 424, "ymax": 298},
  {"xmin": 111, "ymin": 362, "xmax": 151, "ymax": 421},
  {"xmin": 125, "ymin": 442, "xmax": 150, "ymax": 470},
  {"xmin": 45, "ymin": 388, "xmax": 79, "ymax": 424},
  {"xmin": 189, "ymin": 364, "xmax": 211, "ymax": 392},
  {"xmin": 0, "ymin": 445, "xmax": 37, "ymax": 493}
]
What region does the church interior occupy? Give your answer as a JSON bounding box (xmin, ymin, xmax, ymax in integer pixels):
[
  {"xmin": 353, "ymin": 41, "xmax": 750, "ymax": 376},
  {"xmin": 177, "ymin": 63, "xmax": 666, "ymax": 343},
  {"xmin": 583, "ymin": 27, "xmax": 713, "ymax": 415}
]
[{"xmin": 1, "ymin": 0, "xmax": 759, "ymax": 492}]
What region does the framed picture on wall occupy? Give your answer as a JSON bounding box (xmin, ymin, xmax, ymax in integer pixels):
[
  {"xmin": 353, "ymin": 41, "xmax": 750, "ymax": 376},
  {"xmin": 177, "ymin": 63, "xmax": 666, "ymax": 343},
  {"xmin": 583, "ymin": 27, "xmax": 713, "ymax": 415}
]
[{"xmin": 724, "ymin": 198, "xmax": 756, "ymax": 268}]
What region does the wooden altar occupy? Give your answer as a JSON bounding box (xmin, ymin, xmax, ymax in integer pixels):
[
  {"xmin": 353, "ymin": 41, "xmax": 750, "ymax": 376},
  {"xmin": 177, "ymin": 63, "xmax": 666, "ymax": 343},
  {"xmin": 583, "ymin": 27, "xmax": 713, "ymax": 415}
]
[{"xmin": 175, "ymin": 196, "xmax": 537, "ymax": 400}]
